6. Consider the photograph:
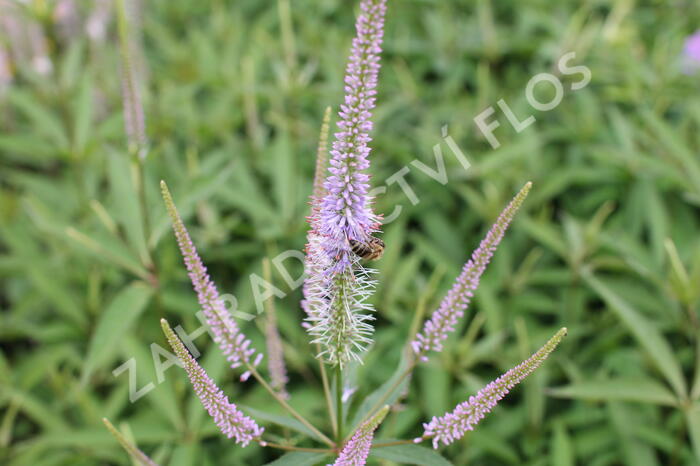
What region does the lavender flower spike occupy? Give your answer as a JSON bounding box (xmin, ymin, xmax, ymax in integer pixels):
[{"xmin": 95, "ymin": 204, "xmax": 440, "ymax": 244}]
[
  {"xmin": 681, "ymin": 30, "xmax": 700, "ymax": 74},
  {"xmin": 421, "ymin": 328, "xmax": 567, "ymax": 448},
  {"xmin": 412, "ymin": 182, "xmax": 532, "ymax": 360},
  {"xmin": 161, "ymin": 319, "xmax": 264, "ymax": 446},
  {"xmin": 161, "ymin": 181, "xmax": 261, "ymax": 373},
  {"xmin": 332, "ymin": 405, "xmax": 389, "ymax": 466},
  {"xmin": 319, "ymin": 0, "xmax": 387, "ymax": 267},
  {"xmin": 116, "ymin": 0, "xmax": 147, "ymax": 159},
  {"xmin": 306, "ymin": 0, "xmax": 387, "ymax": 366}
]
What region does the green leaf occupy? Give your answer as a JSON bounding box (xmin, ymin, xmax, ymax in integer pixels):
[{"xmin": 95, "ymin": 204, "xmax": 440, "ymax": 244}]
[
  {"xmin": 65, "ymin": 227, "xmax": 150, "ymax": 280},
  {"xmin": 687, "ymin": 404, "xmax": 700, "ymax": 463},
  {"xmin": 73, "ymin": 74, "xmax": 94, "ymax": 156},
  {"xmin": 107, "ymin": 151, "xmax": 151, "ymax": 267},
  {"xmin": 263, "ymin": 452, "xmax": 330, "ymax": 466},
  {"xmin": 0, "ymin": 386, "xmax": 67, "ymax": 432},
  {"xmin": 582, "ymin": 270, "xmax": 687, "ymax": 398},
  {"xmin": 370, "ymin": 443, "xmax": 453, "ymax": 466},
  {"xmin": 0, "ymin": 134, "xmax": 53, "ymax": 160},
  {"xmin": 692, "ymin": 330, "xmax": 700, "ymax": 401},
  {"xmin": 548, "ymin": 378, "xmax": 678, "ymax": 406},
  {"xmin": 26, "ymin": 265, "xmax": 86, "ymax": 328},
  {"xmin": 551, "ymin": 422, "xmax": 574, "ymax": 466},
  {"xmin": 418, "ymin": 363, "xmax": 450, "ymax": 416},
  {"xmin": 609, "ymin": 403, "xmax": 660, "ymax": 466},
  {"xmin": 122, "ymin": 336, "xmax": 183, "ymax": 431},
  {"xmin": 641, "ymin": 109, "xmax": 700, "ymax": 195},
  {"xmin": 7, "ymin": 90, "xmax": 69, "ymax": 151},
  {"xmin": 169, "ymin": 443, "xmax": 200, "ymax": 466},
  {"xmin": 519, "ymin": 216, "xmax": 569, "ymax": 259},
  {"xmin": 242, "ymin": 406, "xmax": 325, "ymax": 443},
  {"xmin": 82, "ymin": 282, "xmax": 153, "ymax": 383},
  {"xmin": 271, "ymin": 127, "xmax": 296, "ymax": 224},
  {"xmin": 59, "ymin": 39, "xmax": 86, "ymax": 89}
]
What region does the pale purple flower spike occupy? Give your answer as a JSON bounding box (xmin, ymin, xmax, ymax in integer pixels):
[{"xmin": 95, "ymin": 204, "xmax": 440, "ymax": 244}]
[
  {"xmin": 412, "ymin": 183, "xmax": 532, "ymax": 360},
  {"xmin": 305, "ymin": 0, "xmax": 387, "ymax": 366},
  {"xmin": 117, "ymin": 0, "xmax": 148, "ymax": 159},
  {"xmin": 319, "ymin": 0, "xmax": 387, "ymax": 269},
  {"xmin": 161, "ymin": 181, "xmax": 261, "ymax": 373},
  {"xmin": 161, "ymin": 319, "xmax": 264, "ymax": 446},
  {"xmin": 332, "ymin": 406, "xmax": 389, "ymax": 466},
  {"xmin": 682, "ymin": 30, "xmax": 700, "ymax": 74},
  {"xmin": 421, "ymin": 328, "xmax": 567, "ymax": 448}
]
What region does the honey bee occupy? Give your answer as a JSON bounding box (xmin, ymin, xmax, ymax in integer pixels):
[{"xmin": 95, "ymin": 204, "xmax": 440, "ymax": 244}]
[{"xmin": 349, "ymin": 236, "xmax": 385, "ymax": 261}]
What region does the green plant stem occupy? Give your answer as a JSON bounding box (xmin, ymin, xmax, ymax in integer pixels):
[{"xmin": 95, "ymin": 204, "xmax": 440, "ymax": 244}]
[
  {"xmin": 133, "ymin": 158, "xmax": 153, "ymax": 267},
  {"xmin": 373, "ymin": 438, "xmax": 426, "ymax": 448},
  {"xmin": 335, "ymin": 365, "xmax": 343, "ymax": 443},
  {"xmin": 317, "ymin": 344, "xmax": 337, "ymax": 438},
  {"xmin": 259, "ymin": 440, "xmax": 333, "ymax": 453},
  {"xmin": 247, "ymin": 364, "xmax": 335, "ymax": 448}
]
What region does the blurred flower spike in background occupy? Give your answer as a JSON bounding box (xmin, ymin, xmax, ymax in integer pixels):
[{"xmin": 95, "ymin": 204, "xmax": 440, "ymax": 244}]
[{"xmin": 681, "ymin": 30, "xmax": 700, "ymax": 74}]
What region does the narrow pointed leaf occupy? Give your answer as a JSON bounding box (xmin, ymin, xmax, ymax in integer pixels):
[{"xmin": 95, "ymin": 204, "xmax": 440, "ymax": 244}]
[
  {"xmin": 548, "ymin": 378, "xmax": 678, "ymax": 406},
  {"xmin": 583, "ymin": 270, "xmax": 687, "ymax": 398},
  {"xmin": 370, "ymin": 443, "xmax": 453, "ymax": 466}
]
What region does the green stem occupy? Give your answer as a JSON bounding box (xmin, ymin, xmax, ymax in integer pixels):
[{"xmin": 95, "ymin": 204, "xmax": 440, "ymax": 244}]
[
  {"xmin": 133, "ymin": 158, "xmax": 152, "ymax": 262},
  {"xmin": 247, "ymin": 365, "xmax": 335, "ymax": 448},
  {"xmin": 335, "ymin": 365, "xmax": 343, "ymax": 443},
  {"xmin": 259, "ymin": 440, "xmax": 333, "ymax": 453},
  {"xmin": 373, "ymin": 438, "xmax": 425, "ymax": 449},
  {"xmin": 317, "ymin": 345, "xmax": 337, "ymax": 438}
]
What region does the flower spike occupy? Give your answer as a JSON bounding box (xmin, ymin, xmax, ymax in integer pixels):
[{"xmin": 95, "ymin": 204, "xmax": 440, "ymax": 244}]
[
  {"xmin": 160, "ymin": 319, "xmax": 264, "ymax": 446},
  {"xmin": 305, "ymin": 0, "xmax": 388, "ymax": 366},
  {"xmin": 412, "ymin": 182, "xmax": 532, "ymax": 360},
  {"xmin": 116, "ymin": 0, "xmax": 147, "ymax": 159},
  {"xmin": 318, "ymin": 0, "xmax": 387, "ymax": 266},
  {"xmin": 421, "ymin": 328, "xmax": 567, "ymax": 448},
  {"xmin": 161, "ymin": 181, "xmax": 261, "ymax": 372},
  {"xmin": 332, "ymin": 405, "xmax": 390, "ymax": 466}
]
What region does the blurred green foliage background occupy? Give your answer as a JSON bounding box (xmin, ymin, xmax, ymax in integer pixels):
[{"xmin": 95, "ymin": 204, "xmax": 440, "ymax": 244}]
[{"xmin": 2, "ymin": 0, "xmax": 700, "ymax": 464}]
